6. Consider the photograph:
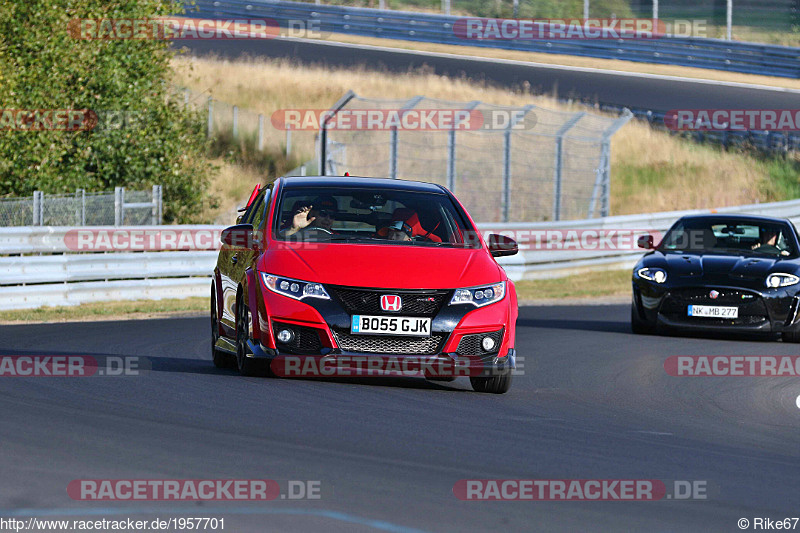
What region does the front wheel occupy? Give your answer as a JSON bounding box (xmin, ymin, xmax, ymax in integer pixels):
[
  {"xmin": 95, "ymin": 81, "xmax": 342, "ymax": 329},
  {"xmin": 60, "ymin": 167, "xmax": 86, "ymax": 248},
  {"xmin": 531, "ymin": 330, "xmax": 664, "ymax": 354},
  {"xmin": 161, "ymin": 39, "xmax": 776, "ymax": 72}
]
[
  {"xmin": 631, "ymin": 303, "xmax": 654, "ymax": 335},
  {"xmin": 211, "ymin": 283, "xmax": 234, "ymax": 368},
  {"xmin": 235, "ymin": 296, "xmax": 262, "ymax": 377},
  {"xmin": 783, "ymin": 329, "xmax": 800, "ymax": 343},
  {"xmin": 470, "ymin": 370, "xmax": 512, "ymax": 394}
]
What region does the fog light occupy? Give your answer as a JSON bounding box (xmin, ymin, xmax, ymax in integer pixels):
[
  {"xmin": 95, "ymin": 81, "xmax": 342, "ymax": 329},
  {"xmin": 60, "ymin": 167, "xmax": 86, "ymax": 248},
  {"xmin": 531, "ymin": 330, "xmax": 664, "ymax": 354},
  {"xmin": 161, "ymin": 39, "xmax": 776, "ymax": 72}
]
[
  {"xmin": 481, "ymin": 337, "xmax": 496, "ymax": 351},
  {"xmin": 276, "ymin": 329, "xmax": 295, "ymax": 344}
]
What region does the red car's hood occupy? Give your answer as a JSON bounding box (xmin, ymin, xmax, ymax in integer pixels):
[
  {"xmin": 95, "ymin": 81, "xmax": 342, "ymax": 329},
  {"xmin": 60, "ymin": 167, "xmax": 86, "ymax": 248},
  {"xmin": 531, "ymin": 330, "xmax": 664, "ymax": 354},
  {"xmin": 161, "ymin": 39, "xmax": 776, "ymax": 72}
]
[{"xmin": 260, "ymin": 243, "xmax": 503, "ymax": 289}]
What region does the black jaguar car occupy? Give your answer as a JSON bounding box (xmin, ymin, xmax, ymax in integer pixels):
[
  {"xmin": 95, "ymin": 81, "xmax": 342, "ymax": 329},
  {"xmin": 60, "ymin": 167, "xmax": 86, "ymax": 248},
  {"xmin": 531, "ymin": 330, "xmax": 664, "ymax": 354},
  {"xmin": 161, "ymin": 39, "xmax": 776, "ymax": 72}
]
[{"xmin": 631, "ymin": 214, "xmax": 800, "ymax": 342}]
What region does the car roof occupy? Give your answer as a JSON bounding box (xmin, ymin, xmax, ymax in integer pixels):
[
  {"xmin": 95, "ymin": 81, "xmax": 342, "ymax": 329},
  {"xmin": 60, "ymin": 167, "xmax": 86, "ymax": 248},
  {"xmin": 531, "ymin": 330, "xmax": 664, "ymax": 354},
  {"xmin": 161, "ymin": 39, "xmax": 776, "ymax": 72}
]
[
  {"xmin": 677, "ymin": 213, "xmax": 794, "ymax": 226},
  {"xmin": 279, "ymin": 176, "xmax": 447, "ymax": 194}
]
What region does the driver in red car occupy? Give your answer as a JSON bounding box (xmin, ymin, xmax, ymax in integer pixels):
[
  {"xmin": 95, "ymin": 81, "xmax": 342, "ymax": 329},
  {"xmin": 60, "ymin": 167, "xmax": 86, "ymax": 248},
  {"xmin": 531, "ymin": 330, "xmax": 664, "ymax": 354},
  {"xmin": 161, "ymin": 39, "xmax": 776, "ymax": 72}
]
[
  {"xmin": 281, "ymin": 196, "xmax": 339, "ymax": 237},
  {"xmin": 376, "ymin": 208, "xmax": 443, "ymax": 243}
]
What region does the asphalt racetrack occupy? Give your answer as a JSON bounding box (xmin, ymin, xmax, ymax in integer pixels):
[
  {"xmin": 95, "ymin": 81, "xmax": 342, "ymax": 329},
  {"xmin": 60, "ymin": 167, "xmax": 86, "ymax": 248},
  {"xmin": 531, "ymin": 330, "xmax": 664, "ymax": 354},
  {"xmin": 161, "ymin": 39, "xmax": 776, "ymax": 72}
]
[
  {"xmin": 177, "ymin": 37, "xmax": 800, "ymax": 112},
  {"xmin": 1, "ymin": 304, "xmax": 799, "ymax": 532}
]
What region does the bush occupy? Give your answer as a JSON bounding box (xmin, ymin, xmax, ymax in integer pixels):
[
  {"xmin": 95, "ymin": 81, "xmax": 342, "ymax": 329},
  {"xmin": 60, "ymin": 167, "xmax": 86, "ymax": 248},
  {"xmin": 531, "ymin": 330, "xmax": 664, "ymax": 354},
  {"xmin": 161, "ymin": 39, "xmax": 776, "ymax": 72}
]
[{"xmin": 0, "ymin": 0, "xmax": 214, "ymax": 223}]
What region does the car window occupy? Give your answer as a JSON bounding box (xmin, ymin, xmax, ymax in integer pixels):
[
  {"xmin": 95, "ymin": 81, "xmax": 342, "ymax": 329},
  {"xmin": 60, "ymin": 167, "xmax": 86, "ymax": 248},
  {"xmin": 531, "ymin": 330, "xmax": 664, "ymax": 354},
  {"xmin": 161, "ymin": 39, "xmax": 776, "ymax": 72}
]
[
  {"xmin": 273, "ymin": 187, "xmax": 477, "ymax": 247},
  {"xmin": 241, "ymin": 190, "xmax": 265, "ymax": 226},
  {"xmin": 660, "ymin": 219, "xmax": 796, "ymax": 257}
]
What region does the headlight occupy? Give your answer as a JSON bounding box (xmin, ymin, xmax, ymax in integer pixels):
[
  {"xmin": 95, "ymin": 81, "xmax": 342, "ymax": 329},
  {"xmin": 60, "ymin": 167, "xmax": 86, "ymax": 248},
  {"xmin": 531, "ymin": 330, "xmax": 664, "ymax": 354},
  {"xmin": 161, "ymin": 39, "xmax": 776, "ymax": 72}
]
[
  {"xmin": 766, "ymin": 273, "xmax": 800, "ymax": 288},
  {"xmin": 260, "ymin": 273, "xmax": 330, "ymax": 301},
  {"xmin": 637, "ymin": 267, "xmax": 667, "ymax": 283},
  {"xmin": 450, "ymin": 281, "xmax": 505, "ymax": 307}
]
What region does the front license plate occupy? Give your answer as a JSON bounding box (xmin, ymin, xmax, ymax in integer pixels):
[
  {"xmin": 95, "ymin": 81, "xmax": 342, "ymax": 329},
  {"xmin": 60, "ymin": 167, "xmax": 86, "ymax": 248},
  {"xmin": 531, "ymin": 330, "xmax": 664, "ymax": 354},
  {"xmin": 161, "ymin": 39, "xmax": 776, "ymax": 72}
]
[
  {"xmin": 687, "ymin": 305, "xmax": 739, "ymax": 318},
  {"xmin": 351, "ymin": 315, "xmax": 432, "ymax": 337}
]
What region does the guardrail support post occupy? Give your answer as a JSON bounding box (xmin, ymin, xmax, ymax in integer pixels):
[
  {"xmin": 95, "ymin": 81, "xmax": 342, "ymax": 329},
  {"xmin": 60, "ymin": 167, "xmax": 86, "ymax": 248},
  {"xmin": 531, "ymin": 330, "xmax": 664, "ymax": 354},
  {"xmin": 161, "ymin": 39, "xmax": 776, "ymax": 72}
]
[
  {"xmin": 32, "ymin": 191, "xmax": 43, "ymax": 226},
  {"xmin": 257, "ymin": 114, "xmax": 264, "ymax": 151},
  {"xmin": 207, "ymin": 97, "xmax": 213, "ymax": 138},
  {"xmin": 114, "ymin": 187, "xmax": 125, "ymax": 226}
]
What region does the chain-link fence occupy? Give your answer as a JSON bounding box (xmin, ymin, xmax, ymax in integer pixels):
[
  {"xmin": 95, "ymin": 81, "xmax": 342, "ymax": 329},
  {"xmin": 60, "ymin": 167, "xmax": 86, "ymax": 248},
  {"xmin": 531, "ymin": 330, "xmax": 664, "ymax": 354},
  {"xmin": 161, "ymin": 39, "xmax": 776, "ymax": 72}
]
[
  {"xmin": 319, "ymin": 92, "xmax": 631, "ymax": 222},
  {"xmin": 0, "ymin": 186, "xmax": 163, "ymax": 227}
]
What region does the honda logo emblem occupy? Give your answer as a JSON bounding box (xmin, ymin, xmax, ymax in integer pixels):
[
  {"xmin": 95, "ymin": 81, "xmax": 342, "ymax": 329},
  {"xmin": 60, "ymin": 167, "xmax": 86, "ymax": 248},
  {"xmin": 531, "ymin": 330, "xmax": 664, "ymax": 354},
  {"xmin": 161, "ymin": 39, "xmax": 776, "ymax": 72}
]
[
  {"xmin": 380, "ymin": 294, "xmax": 402, "ymax": 312},
  {"xmin": 709, "ymin": 290, "xmax": 719, "ymax": 299}
]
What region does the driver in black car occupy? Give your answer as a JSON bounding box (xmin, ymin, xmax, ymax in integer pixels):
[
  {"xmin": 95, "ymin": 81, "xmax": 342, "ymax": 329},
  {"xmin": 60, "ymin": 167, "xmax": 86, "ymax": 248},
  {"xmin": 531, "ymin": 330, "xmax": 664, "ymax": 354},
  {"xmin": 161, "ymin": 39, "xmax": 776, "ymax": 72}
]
[
  {"xmin": 752, "ymin": 227, "xmax": 781, "ymax": 254},
  {"xmin": 281, "ymin": 195, "xmax": 338, "ymax": 238}
]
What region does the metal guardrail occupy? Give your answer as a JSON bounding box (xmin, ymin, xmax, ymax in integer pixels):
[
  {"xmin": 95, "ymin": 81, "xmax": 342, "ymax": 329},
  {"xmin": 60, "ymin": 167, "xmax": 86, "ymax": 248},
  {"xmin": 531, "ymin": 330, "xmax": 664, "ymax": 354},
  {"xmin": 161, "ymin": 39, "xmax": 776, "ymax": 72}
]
[
  {"xmin": 192, "ymin": 0, "xmax": 800, "ymax": 79},
  {"xmin": 3, "ymin": 198, "xmax": 800, "ymax": 309}
]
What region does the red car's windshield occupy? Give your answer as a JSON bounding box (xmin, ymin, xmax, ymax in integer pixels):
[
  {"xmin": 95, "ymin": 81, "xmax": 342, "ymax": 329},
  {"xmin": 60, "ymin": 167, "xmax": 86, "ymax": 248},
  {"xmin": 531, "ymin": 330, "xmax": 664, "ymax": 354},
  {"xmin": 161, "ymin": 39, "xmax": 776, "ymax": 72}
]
[{"xmin": 273, "ymin": 187, "xmax": 480, "ymax": 248}]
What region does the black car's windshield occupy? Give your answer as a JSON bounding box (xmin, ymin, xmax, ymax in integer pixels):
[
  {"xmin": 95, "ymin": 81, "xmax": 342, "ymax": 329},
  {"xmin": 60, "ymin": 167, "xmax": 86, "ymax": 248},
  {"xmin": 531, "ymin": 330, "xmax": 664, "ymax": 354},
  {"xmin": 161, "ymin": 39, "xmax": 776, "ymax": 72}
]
[
  {"xmin": 659, "ymin": 218, "xmax": 797, "ymax": 257},
  {"xmin": 273, "ymin": 186, "xmax": 479, "ymax": 247}
]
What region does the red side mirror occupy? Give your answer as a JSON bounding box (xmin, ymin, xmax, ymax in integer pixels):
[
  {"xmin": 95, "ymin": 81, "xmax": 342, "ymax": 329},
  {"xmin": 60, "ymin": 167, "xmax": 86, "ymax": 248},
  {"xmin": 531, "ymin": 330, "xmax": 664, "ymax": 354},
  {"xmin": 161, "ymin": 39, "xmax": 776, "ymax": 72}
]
[{"xmin": 488, "ymin": 234, "xmax": 518, "ymax": 257}]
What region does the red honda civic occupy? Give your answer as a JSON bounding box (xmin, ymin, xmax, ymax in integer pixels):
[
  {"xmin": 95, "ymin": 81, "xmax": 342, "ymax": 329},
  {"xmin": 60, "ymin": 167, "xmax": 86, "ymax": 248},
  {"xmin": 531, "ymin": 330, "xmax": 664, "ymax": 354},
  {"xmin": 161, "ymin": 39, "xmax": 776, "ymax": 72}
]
[{"xmin": 211, "ymin": 176, "xmax": 519, "ymax": 393}]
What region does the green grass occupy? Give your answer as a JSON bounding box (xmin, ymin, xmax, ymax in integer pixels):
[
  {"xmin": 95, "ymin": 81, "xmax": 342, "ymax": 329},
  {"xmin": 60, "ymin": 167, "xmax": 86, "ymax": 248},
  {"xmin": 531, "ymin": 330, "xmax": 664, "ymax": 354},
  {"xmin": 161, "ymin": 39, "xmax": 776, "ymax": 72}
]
[
  {"xmin": 0, "ymin": 298, "xmax": 206, "ymax": 323},
  {"xmin": 760, "ymin": 157, "xmax": 800, "ymax": 202},
  {"xmin": 514, "ymin": 269, "xmax": 631, "ymax": 300}
]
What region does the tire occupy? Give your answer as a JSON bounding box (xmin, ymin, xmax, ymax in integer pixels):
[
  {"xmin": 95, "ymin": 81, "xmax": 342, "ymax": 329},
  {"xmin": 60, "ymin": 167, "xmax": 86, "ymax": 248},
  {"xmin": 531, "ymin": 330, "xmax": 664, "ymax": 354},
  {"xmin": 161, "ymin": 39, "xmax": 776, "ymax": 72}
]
[
  {"xmin": 470, "ymin": 369, "xmax": 512, "ymax": 394},
  {"xmin": 783, "ymin": 329, "xmax": 800, "ymax": 343},
  {"xmin": 211, "ymin": 283, "xmax": 234, "ymax": 369},
  {"xmin": 235, "ymin": 295, "xmax": 262, "ymax": 377},
  {"xmin": 631, "ymin": 302, "xmax": 654, "ymax": 335}
]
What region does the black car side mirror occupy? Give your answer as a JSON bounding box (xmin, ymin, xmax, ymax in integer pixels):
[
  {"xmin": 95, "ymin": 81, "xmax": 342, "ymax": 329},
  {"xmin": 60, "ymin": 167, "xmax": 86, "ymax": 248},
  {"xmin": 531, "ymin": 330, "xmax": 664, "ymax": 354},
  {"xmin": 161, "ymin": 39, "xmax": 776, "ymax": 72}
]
[
  {"xmin": 488, "ymin": 234, "xmax": 518, "ymax": 257},
  {"xmin": 637, "ymin": 234, "xmax": 654, "ymax": 249},
  {"xmin": 221, "ymin": 224, "xmax": 255, "ymax": 249}
]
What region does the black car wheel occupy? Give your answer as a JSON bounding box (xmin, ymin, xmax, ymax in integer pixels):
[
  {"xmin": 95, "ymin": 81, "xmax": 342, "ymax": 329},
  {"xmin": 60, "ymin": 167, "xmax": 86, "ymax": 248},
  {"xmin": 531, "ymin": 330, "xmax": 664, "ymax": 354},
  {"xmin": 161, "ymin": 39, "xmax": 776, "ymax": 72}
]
[
  {"xmin": 235, "ymin": 295, "xmax": 261, "ymax": 377},
  {"xmin": 783, "ymin": 330, "xmax": 800, "ymax": 343},
  {"xmin": 470, "ymin": 369, "xmax": 512, "ymax": 394},
  {"xmin": 631, "ymin": 302, "xmax": 654, "ymax": 335},
  {"xmin": 211, "ymin": 283, "xmax": 234, "ymax": 368}
]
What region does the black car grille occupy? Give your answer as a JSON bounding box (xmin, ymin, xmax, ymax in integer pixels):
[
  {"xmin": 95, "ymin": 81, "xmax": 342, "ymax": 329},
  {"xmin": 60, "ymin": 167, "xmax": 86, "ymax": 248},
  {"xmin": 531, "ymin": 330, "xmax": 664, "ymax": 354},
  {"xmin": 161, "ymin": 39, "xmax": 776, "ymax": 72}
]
[
  {"xmin": 327, "ymin": 286, "xmax": 452, "ymax": 317},
  {"xmin": 659, "ymin": 287, "xmax": 769, "ymax": 326},
  {"xmin": 456, "ymin": 329, "xmax": 504, "ymax": 356},
  {"xmin": 272, "ymin": 322, "xmax": 323, "ymax": 354},
  {"xmin": 331, "ymin": 328, "xmax": 447, "ymax": 355}
]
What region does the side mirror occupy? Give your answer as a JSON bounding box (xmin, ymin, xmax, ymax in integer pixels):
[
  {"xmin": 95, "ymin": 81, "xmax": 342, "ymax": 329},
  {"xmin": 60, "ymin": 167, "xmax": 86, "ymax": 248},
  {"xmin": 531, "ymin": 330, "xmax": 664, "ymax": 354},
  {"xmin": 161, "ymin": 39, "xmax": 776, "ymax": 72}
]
[
  {"xmin": 488, "ymin": 234, "xmax": 518, "ymax": 257},
  {"xmin": 637, "ymin": 234, "xmax": 654, "ymax": 249},
  {"xmin": 221, "ymin": 224, "xmax": 255, "ymax": 249}
]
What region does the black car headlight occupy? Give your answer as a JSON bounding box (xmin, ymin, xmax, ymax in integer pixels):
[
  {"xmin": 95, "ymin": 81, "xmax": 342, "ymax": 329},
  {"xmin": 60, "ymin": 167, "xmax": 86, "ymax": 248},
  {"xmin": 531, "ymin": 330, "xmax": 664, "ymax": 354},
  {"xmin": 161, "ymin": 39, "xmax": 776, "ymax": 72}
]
[
  {"xmin": 450, "ymin": 281, "xmax": 505, "ymax": 307},
  {"xmin": 766, "ymin": 273, "xmax": 800, "ymax": 288},
  {"xmin": 637, "ymin": 267, "xmax": 667, "ymax": 284},
  {"xmin": 260, "ymin": 273, "xmax": 330, "ymax": 301}
]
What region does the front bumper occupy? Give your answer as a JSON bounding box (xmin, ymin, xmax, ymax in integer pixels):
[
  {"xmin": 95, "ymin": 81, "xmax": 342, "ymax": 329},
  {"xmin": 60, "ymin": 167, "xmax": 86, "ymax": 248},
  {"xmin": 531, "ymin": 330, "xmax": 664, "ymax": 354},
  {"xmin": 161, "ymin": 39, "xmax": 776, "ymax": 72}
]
[
  {"xmin": 247, "ymin": 283, "xmax": 516, "ymax": 376},
  {"xmin": 632, "ymin": 280, "xmax": 800, "ymax": 335}
]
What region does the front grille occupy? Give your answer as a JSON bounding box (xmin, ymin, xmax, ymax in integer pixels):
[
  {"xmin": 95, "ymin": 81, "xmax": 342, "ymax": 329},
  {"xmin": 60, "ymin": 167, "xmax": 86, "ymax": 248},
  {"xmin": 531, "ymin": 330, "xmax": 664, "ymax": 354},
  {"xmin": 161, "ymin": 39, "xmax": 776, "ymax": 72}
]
[
  {"xmin": 273, "ymin": 322, "xmax": 323, "ymax": 354},
  {"xmin": 331, "ymin": 328, "xmax": 446, "ymax": 355},
  {"xmin": 327, "ymin": 286, "xmax": 452, "ymax": 317},
  {"xmin": 456, "ymin": 329, "xmax": 504, "ymax": 356},
  {"xmin": 659, "ymin": 287, "xmax": 769, "ymax": 326}
]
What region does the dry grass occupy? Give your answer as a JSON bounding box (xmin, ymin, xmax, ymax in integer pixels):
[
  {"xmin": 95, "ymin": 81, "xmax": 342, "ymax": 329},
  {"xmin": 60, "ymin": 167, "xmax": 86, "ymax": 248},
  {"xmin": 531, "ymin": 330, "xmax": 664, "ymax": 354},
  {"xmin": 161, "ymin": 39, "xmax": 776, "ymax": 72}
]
[
  {"xmin": 173, "ymin": 55, "xmax": 794, "ymax": 217},
  {"xmin": 515, "ymin": 269, "xmax": 631, "ymax": 300},
  {"xmin": 207, "ymin": 157, "xmax": 266, "ymax": 224},
  {"xmin": 0, "ymin": 298, "xmax": 206, "ymax": 323}
]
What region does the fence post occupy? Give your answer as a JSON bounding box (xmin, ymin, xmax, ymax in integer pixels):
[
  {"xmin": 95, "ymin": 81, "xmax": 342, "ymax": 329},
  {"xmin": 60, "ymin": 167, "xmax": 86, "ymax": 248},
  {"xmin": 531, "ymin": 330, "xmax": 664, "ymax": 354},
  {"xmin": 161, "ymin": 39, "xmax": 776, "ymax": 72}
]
[
  {"xmin": 596, "ymin": 109, "xmax": 633, "ymax": 218},
  {"xmin": 286, "ymin": 124, "xmax": 292, "ymax": 156},
  {"xmin": 552, "ymin": 111, "xmax": 586, "ymax": 221},
  {"xmin": 207, "ymin": 97, "xmax": 213, "ymax": 138},
  {"xmin": 653, "ymin": 0, "xmax": 658, "ymax": 21},
  {"xmin": 232, "ymin": 105, "xmax": 238, "ymax": 139},
  {"xmin": 300, "ymin": 164, "xmax": 306, "ymax": 176},
  {"xmin": 114, "ymin": 187, "xmax": 125, "ymax": 226},
  {"xmin": 75, "ymin": 189, "xmax": 85, "ymax": 225},
  {"xmin": 151, "ymin": 185, "xmax": 160, "ymax": 225},
  {"xmin": 390, "ymin": 96, "xmax": 424, "ymax": 180},
  {"xmin": 501, "ymin": 105, "xmax": 534, "ymax": 223},
  {"xmin": 257, "ymin": 114, "xmax": 264, "ymax": 151},
  {"xmin": 726, "ymin": 0, "xmax": 732, "ymax": 40},
  {"xmin": 442, "ymin": 0, "xmax": 450, "ymax": 15},
  {"xmin": 32, "ymin": 191, "xmax": 43, "ymax": 226},
  {"xmin": 319, "ymin": 90, "xmax": 357, "ymax": 176}
]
